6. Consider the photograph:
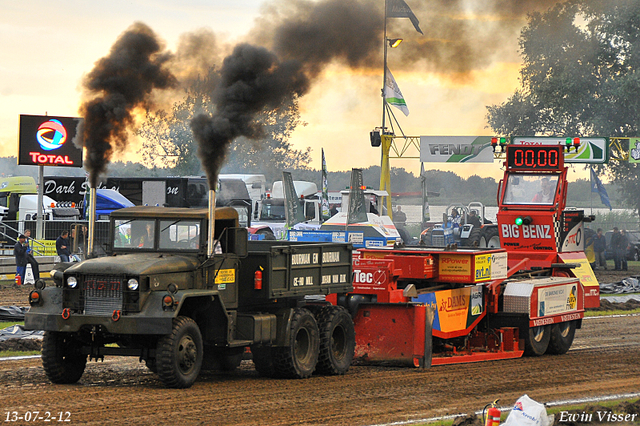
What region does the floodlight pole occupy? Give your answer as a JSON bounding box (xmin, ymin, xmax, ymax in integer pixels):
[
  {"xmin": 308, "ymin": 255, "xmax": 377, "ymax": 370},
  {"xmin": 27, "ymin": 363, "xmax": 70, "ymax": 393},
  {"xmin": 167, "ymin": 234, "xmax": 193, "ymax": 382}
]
[{"xmin": 36, "ymin": 165, "xmax": 44, "ymax": 240}]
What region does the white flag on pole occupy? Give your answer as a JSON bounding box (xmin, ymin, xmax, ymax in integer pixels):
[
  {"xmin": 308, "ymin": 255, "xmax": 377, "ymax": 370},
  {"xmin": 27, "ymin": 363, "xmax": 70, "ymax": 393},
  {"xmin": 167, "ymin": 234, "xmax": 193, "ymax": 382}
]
[{"xmin": 384, "ymin": 67, "xmax": 409, "ymax": 116}]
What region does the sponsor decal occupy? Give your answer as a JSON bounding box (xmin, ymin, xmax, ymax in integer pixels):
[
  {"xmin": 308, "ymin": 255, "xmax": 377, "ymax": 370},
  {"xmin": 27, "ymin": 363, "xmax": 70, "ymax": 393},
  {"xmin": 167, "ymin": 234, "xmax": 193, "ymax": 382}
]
[
  {"xmin": 291, "ymin": 253, "xmax": 311, "ymax": 266},
  {"xmin": 322, "ymin": 251, "xmax": 341, "ymax": 263},
  {"xmin": 501, "ymin": 224, "xmax": 552, "ymax": 239}
]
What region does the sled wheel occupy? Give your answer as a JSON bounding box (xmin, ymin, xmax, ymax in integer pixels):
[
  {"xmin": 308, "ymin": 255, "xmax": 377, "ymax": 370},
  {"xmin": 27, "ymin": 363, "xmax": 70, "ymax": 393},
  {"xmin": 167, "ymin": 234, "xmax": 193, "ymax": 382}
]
[
  {"xmin": 42, "ymin": 331, "xmax": 87, "ymax": 384},
  {"xmin": 315, "ymin": 306, "xmax": 355, "ymax": 375},
  {"xmin": 546, "ymin": 321, "xmax": 577, "ymax": 355},
  {"xmin": 272, "ymin": 308, "xmax": 319, "ymax": 379},
  {"xmin": 156, "ymin": 316, "xmax": 203, "ymax": 388},
  {"xmin": 524, "ymin": 325, "xmax": 550, "ymax": 356}
]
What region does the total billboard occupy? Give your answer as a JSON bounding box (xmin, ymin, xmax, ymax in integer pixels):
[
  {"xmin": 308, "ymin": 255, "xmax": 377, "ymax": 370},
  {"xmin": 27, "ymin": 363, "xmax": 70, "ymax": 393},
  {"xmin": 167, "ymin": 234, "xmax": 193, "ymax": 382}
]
[
  {"xmin": 510, "ymin": 136, "xmax": 608, "ymax": 164},
  {"xmin": 18, "ymin": 115, "xmax": 83, "ymax": 168}
]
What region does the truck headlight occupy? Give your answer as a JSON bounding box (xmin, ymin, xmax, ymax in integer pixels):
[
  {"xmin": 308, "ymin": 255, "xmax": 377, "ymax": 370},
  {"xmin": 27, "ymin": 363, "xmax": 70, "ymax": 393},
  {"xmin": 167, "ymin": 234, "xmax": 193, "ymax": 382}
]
[
  {"xmin": 127, "ymin": 278, "xmax": 139, "ymax": 291},
  {"xmin": 67, "ymin": 276, "xmax": 78, "ymax": 289}
]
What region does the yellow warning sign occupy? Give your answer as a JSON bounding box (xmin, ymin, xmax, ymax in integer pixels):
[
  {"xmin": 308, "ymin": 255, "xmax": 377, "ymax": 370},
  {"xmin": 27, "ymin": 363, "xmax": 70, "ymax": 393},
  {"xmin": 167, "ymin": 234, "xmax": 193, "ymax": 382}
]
[{"xmin": 215, "ymin": 269, "xmax": 236, "ymax": 284}]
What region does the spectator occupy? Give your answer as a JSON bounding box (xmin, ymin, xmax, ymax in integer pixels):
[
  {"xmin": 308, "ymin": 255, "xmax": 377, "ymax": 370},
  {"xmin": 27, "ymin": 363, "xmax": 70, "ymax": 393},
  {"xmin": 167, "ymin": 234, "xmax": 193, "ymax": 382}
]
[
  {"xmin": 137, "ymin": 222, "xmax": 155, "ymax": 248},
  {"xmin": 449, "ymin": 208, "xmax": 461, "ymax": 225},
  {"xmin": 610, "ymin": 227, "xmax": 622, "ymax": 270},
  {"xmin": 592, "ymin": 228, "xmax": 607, "ymax": 270},
  {"xmin": 619, "ymin": 230, "xmax": 630, "ymax": 271},
  {"xmin": 467, "ymin": 210, "xmax": 482, "ymax": 228},
  {"xmin": 22, "ymin": 229, "xmax": 40, "ymax": 280},
  {"xmin": 329, "ymin": 204, "xmax": 339, "ymax": 216},
  {"xmin": 532, "ymin": 177, "xmax": 554, "ymax": 204},
  {"xmin": 14, "ymin": 234, "xmax": 28, "ymax": 282},
  {"xmin": 393, "ymin": 206, "xmax": 407, "ymax": 227},
  {"xmin": 56, "ymin": 230, "xmax": 71, "ymax": 262}
]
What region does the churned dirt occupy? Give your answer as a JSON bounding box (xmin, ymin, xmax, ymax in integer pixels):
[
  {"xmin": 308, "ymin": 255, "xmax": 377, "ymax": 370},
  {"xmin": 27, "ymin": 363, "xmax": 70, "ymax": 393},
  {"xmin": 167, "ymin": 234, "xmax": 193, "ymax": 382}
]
[
  {"xmin": 0, "ymin": 315, "xmax": 638, "ymax": 425},
  {"xmin": 1, "ymin": 268, "xmax": 639, "ymax": 426}
]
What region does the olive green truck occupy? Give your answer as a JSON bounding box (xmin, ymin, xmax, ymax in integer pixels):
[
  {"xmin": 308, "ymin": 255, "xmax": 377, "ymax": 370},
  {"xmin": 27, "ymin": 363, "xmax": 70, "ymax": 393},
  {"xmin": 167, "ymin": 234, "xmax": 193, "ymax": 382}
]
[{"xmin": 24, "ymin": 206, "xmax": 354, "ymax": 388}]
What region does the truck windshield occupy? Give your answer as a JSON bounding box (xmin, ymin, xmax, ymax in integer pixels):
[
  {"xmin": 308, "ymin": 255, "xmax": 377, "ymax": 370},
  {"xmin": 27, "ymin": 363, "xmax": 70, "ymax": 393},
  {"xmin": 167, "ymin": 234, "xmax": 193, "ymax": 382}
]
[
  {"xmin": 113, "ymin": 219, "xmax": 155, "ymax": 249},
  {"xmin": 260, "ymin": 201, "xmax": 286, "ymax": 221},
  {"xmin": 159, "ymin": 220, "xmax": 200, "ymax": 250},
  {"xmin": 503, "ymin": 174, "xmax": 559, "ymax": 205}
]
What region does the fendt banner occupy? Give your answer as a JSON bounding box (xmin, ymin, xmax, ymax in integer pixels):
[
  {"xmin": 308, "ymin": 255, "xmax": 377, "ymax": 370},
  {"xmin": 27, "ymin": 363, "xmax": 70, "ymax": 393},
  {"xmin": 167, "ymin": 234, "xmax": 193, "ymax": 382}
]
[
  {"xmin": 510, "ymin": 136, "xmax": 609, "ymax": 164},
  {"xmin": 18, "ymin": 114, "xmax": 83, "ymax": 167},
  {"xmin": 420, "ymin": 136, "xmax": 494, "ymax": 163}
]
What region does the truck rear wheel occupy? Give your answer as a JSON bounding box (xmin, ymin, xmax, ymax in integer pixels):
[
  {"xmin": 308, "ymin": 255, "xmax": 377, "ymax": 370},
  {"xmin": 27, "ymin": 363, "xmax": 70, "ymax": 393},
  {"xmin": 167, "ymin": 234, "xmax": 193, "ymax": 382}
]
[
  {"xmin": 273, "ymin": 308, "xmax": 319, "ymax": 379},
  {"xmin": 156, "ymin": 316, "xmax": 203, "ymax": 388},
  {"xmin": 41, "ymin": 331, "xmax": 87, "ymax": 384},
  {"xmin": 315, "ymin": 306, "xmax": 355, "ymax": 375},
  {"xmin": 546, "ymin": 321, "xmax": 577, "ymax": 355},
  {"xmin": 524, "ymin": 325, "xmax": 550, "ymax": 356}
]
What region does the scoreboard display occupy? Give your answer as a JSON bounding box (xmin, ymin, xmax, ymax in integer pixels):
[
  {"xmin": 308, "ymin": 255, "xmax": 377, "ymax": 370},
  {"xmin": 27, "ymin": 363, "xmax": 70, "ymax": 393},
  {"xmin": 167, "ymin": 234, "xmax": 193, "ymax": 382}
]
[{"xmin": 506, "ymin": 145, "xmax": 564, "ymax": 171}]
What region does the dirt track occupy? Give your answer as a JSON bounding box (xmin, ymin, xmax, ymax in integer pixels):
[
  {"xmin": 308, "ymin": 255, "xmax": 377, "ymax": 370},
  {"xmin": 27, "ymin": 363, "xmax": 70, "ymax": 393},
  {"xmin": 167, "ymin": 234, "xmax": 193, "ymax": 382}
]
[{"xmin": 1, "ymin": 314, "xmax": 639, "ymax": 425}]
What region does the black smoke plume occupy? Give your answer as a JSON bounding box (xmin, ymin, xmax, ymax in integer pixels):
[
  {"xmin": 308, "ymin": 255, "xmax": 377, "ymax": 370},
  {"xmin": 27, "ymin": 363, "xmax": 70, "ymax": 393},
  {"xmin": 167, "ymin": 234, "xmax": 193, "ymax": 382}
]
[
  {"xmin": 191, "ymin": 43, "xmax": 309, "ymax": 187},
  {"xmin": 77, "ymin": 22, "xmax": 176, "ymax": 188}
]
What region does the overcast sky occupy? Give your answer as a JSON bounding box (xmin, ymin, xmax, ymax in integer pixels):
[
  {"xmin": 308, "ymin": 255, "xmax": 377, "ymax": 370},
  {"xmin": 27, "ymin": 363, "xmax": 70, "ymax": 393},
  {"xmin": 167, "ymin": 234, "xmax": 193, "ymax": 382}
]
[{"xmin": 0, "ymin": 0, "xmax": 590, "ymax": 182}]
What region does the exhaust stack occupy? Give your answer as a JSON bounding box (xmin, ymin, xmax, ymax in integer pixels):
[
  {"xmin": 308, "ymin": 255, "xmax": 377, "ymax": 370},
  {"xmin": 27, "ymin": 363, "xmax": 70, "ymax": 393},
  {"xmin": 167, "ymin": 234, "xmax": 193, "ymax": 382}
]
[
  {"xmin": 87, "ymin": 186, "xmax": 97, "ymax": 257},
  {"xmin": 207, "ymin": 190, "xmax": 216, "ymax": 258}
]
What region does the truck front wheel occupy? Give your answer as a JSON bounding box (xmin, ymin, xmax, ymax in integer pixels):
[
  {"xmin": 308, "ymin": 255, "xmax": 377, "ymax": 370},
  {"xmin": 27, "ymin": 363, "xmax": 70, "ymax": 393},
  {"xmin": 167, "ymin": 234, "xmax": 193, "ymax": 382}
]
[
  {"xmin": 273, "ymin": 308, "xmax": 320, "ymax": 379},
  {"xmin": 156, "ymin": 316, "xmax": 203, "ymax": 388},
  {"xmin": 524, "ymin": 325, "xmax": 550, "ymax": 356},
  {"xmin": 42, "ymin": 331, "xmax": 87, "ymax": 384},
  {"xmin": 315, "ymin": 306, "xmax": 355, "ymax": 375},
  {"xmin": 546, "ymin": 321, "xmax": 577, "ymax": 355}
]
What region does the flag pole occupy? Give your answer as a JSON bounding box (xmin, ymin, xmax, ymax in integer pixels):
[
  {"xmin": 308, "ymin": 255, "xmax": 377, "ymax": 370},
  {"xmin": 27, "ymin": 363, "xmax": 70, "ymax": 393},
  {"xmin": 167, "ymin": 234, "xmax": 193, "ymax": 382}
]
[
  {"xmin": 382, "ymin": 0, "xmax": 388, "ymax": 132},
  {"xmin": 590, "ymin": 167, "xmax": 593, "ymax": 216}
]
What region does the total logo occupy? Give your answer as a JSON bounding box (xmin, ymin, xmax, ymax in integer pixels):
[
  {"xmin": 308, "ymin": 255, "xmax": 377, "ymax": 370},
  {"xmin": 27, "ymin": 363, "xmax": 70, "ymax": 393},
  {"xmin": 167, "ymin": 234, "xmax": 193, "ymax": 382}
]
[{"xmin": 37, "ymin": 119, "xmax": 67, "ymax": 151}]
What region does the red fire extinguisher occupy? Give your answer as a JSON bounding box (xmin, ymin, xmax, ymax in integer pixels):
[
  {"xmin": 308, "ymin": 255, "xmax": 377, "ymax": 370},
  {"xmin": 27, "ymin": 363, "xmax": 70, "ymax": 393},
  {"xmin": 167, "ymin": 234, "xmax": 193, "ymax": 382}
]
[
  {"xmin": 483, "ymin": 399, "xmax": 501, "ymax": 426},
  {"xmin": 254, "ymin": 266, "xmax": 264, "ymax": 290},
  {"xmin": 15, "ymin": 274, "xmax": 22, "ymax": 287}
]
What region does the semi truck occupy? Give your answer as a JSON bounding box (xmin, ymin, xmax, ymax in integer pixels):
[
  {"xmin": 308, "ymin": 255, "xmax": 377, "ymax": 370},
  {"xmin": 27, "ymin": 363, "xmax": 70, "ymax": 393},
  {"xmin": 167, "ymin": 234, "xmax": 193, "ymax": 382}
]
[{"xmin": 24, "ymin": 195, "xmax": 354, "ymax": 388}]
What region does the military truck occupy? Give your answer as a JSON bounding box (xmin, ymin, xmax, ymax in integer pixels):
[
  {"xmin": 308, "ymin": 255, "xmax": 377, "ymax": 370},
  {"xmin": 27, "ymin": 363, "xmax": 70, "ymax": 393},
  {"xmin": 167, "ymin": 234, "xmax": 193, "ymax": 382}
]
[{"xmin": 25, "ymin": 203, "xmax": 355, "ymax": 388}]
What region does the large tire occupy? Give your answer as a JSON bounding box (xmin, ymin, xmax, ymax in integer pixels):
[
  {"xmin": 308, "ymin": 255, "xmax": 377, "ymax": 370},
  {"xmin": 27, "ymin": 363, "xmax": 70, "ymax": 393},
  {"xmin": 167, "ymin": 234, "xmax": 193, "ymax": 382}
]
[
  {"xmin": 461, "ymin": 227, "xmax": 481, "ymax": 247},
  {"xmin": 546, "ymin": 321, "xmax": 577, "ymax": 355},
  {"xmin": 523, "ymin": 325, "xmax": 551, "ymax": 356},
  {"xmin": 156, "ymin": 316, "xmax": 203, "ymax": 388},
  {"xmin": 272, "ymin": 308, "xmax": 320, "ymax": 379},
  {"xmin": 251, "ymin": 346, "xmax": 276, "ymax": 378},
  {"xmin": 315, "ymin": 306, "xmax": 355, "ymax": 375},
  {"xmin": 479, "ymin": 226, "xmax": 500, "ymax": 248},
  {"xmin": 397, "ymin": 227, "xmax": 412, "ymax": 245},
  {"xmin": 41, "ymin": 331, "xmax": 87, "ymax": 384}
]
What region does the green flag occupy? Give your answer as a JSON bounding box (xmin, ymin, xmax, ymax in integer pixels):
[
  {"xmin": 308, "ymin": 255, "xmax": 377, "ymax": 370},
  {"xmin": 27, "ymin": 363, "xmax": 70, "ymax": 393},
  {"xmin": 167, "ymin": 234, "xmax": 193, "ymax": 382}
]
[{"xmin": 385, "ymin": 67, "xmax": 409, "ymax": 116}]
